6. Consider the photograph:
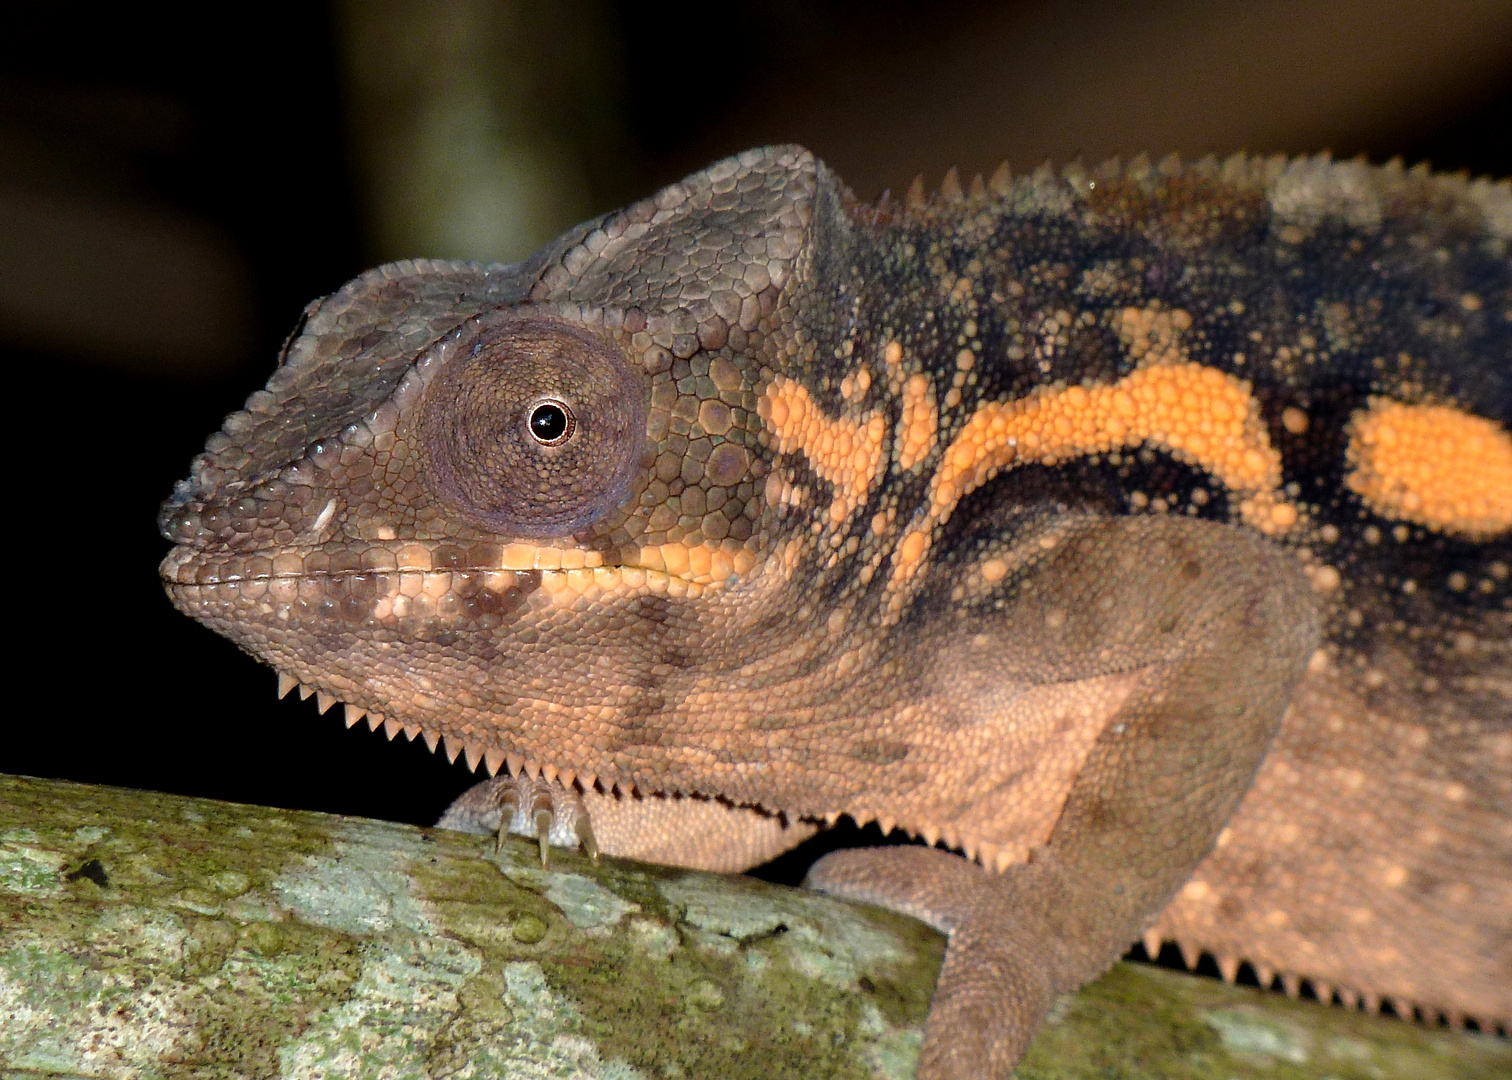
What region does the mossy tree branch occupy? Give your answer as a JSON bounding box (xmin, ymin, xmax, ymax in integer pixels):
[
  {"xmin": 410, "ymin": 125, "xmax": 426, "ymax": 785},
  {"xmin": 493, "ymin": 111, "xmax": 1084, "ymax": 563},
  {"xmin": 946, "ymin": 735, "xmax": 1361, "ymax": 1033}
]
[{"xmin": 1, "ymin": 774, "xmax": 1504, "ymax": 1079}]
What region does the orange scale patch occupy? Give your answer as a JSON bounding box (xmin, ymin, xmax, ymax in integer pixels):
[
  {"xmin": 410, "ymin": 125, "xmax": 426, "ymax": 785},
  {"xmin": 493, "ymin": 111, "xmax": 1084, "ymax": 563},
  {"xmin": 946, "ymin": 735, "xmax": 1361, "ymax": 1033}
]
[
  {"xmin": 888, "ymin": 362, "xmax": 1297, "ymax": 597},
  {"xmin": 929, "ymin": 363, "xmax": 1285, "ymax": 522},
  {"xmin": 760, "ymin": 376, "xmax": 887, "ymax": 524},
  {"xmin": 1346, "ymin": 399, "xmax": 1512, "ymax": 538},
  {"xmin": 491, "ymin": 539, "xmax": 755, "ymax": 593},
  {"xmin": 898, "ymin": 373, "xmax": 938, "ymax": 470}
]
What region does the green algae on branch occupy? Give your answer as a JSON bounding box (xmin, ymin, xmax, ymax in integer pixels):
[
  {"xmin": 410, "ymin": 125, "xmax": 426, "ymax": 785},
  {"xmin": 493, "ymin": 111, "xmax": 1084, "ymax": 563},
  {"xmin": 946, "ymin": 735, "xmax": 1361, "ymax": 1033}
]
[
  {"xmin": 1017, "ymin": 962, "xmax": 1509, "ymax": 1080},
  {"xmin": 2, "ymin": 774, "xmax": 1507, "ymax": 1080},
  {"xmin": 0, "ymin": 773, "xmax": 939, "ymax": 1080}
]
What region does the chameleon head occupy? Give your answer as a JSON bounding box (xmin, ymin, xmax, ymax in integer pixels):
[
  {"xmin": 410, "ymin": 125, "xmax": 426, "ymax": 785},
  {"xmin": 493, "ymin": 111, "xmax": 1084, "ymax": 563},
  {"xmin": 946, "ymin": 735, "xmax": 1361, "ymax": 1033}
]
[{"xmin": 158, "ymin": 146, "xmax": 833, "ymax": 794}]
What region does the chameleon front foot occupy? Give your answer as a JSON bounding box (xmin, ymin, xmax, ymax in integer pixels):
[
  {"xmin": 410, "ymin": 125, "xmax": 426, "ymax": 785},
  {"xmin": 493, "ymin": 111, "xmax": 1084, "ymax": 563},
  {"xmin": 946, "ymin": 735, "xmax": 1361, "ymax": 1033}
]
[{"xmin": 436, "ymin": 774, "xmax": 597, "ymax": 866}]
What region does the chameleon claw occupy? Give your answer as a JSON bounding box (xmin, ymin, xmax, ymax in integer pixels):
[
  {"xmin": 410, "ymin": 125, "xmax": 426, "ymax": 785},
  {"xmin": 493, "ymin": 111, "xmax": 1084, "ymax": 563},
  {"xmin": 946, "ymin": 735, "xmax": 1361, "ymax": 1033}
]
[
  {"xmin": 577, "ymin": 814, "xmax": 599, "ymax": 861},
  {"xmin": 535, "ymin": 808, "xmax": 554, "ymax": 866},
  {"xmin": 492, "ymin": 782, "xmax": 522, "ymax": 856}
]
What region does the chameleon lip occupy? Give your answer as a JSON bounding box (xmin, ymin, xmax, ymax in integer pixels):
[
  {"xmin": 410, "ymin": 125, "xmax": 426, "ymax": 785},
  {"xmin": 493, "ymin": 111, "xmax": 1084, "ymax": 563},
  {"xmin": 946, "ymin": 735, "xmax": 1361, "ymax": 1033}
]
[
  {"xmin": 159, "ymin": 541, "xmax": 539, "ymax": 585},
  {"xmin": 159, "ymin": 546, "xmax": 540, "ymax": 586},
  {"xmin": 160, "ymin": 538, "xmax": 756, "ymax": 589}
]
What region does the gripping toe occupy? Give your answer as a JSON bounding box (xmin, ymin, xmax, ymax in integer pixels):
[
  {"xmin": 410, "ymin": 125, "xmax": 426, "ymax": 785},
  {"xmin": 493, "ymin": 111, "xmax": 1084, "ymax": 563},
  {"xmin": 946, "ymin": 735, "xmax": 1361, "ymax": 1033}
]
[{"xmin": 436, "ymin": 775, "xmax": 597, "ymax": 866}]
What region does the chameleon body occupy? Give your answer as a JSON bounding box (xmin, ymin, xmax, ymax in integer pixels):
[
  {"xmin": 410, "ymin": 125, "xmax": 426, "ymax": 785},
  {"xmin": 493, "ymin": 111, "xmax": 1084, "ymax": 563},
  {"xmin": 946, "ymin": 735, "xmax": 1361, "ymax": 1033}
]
[{"xmin": 160, "ymin": 146, "xmax": 1511, "ymax": 1077}]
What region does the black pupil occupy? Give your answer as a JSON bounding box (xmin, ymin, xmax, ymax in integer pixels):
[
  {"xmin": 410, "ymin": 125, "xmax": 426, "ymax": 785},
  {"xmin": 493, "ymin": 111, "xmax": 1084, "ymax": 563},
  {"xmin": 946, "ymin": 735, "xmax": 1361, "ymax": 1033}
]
[{"xmin": 529, "ymin": 402, "xmax": 570, "ymax": 443}]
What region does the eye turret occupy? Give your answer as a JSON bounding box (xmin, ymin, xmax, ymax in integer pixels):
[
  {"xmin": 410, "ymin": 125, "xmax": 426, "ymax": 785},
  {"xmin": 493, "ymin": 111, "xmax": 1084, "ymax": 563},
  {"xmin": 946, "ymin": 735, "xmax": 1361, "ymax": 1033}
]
[{"xmin": 418, "ymin": 313, "xmax": 647, "ymax": 537}]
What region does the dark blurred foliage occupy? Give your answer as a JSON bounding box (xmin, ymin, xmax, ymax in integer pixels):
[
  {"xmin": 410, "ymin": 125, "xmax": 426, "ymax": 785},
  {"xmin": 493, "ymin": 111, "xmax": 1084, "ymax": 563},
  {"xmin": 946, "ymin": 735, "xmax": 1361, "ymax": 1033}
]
[{"xmin": 2, "ymin": 2, "xmax": 1508, "ymax": 854}]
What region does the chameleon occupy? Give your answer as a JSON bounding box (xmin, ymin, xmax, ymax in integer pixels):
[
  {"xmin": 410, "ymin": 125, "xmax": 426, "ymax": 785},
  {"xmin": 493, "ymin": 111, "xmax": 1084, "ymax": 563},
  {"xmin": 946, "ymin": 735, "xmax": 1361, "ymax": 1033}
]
[{"xmin": 159, "ymin": 145, "xmax": 1511, "ymax": 1077}]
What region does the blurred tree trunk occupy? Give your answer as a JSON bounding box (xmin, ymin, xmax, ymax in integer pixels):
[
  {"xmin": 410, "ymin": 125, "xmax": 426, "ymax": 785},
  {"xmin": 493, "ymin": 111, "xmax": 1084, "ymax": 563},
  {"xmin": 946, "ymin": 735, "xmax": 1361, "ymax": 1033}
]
[{"xmin": 335, "ymin": 0, "xmax": 629, "ymax": 266}]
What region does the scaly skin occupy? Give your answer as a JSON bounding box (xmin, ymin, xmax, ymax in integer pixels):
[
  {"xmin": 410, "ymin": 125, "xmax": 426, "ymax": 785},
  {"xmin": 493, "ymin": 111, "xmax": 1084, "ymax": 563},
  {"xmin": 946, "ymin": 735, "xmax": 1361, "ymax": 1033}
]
[{"xmin": 161, "ymin": 147, "xmax": 1511, "ymax": 1077}]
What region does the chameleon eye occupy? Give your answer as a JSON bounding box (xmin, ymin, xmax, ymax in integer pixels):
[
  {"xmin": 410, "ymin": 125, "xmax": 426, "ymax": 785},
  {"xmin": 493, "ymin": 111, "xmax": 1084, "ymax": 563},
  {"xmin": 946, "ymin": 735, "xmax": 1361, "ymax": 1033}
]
[
  {"xmin": 527, "ymin": 399, "xmax": 575, "ymax": 446},
  {"xmin": 417, "ymin": 313, "xmax": 646, "ymax": 537}
]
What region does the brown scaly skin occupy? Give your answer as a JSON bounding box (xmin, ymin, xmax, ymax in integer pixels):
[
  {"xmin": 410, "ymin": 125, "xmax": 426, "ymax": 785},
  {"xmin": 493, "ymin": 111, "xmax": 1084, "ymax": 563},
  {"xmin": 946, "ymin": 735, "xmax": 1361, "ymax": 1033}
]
[{"xmin": 160, "ymin": 147, "xmax": 1511, "ymax": 1077}]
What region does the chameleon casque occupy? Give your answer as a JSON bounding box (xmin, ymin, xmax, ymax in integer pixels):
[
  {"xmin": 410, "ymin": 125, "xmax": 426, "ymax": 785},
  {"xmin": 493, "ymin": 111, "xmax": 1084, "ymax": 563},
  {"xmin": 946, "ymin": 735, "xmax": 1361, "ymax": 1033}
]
[{"xmin": 159, "ymin": 145, "xmax": 1512, "ymax": 1077}]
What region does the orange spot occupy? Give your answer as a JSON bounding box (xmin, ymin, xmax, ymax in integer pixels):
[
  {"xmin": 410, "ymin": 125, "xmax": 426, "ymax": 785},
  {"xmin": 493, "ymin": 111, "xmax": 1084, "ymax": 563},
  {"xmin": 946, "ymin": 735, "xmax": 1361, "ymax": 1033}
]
[
  {"xmin": 1115, "ymin": 304, "xmax": 1193, "ymax": 367},
  {"xmin": 898, "ymin": 373, "xmax": 938, "ymax": 470},
  {"xmin": 895, "ymin": 528, "xmax": 928, "ymax": 581},
  {"xmin": 760, "ymin": 376, "xmax": 886, "ymax": 524},
  {"xmin": 1346, "ymin": 399, "xmax": 1512, "ymax": 538},
  {"xmin": 498, "ymin": 544, "xmax": 537, "ymax": 571},
  {"xmin": 1238, "ymin": 492, "xmax": 1298, "ymax": 535}
]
